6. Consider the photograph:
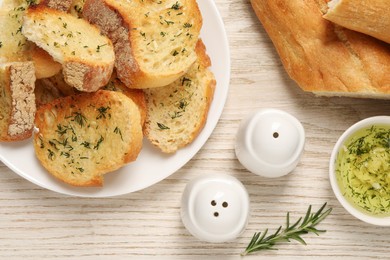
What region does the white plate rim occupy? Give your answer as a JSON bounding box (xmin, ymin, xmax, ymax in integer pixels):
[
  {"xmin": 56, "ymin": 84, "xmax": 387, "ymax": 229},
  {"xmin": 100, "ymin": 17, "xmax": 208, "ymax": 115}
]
[{"xmin": 0, "ymin": 0, "xmax": 231, "ymax": 197}]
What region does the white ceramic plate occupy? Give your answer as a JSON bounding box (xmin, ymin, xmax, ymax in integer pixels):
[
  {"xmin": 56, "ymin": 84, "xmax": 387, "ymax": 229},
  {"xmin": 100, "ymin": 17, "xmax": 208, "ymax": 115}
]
[{"xmin": 0, "ymin": 0, "xmax": 230, "ymax": 197}]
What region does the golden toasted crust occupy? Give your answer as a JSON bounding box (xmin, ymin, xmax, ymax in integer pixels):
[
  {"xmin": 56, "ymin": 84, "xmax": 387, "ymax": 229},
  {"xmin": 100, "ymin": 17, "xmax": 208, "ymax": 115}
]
[
  {"xmin": 250, "ymin": 0, "xmax": 390, "ymax": 98},
  {"xmin": 69, "ymin": 0, "xmax": 86, "ymax": 18},
  {"xmin": 0, "ymin": 62, "xmax": 36, "ymax": 142},
  {"xmin": 144, "ymin": 39, "xmax": 216, "ymax": 153},
  {"xmin": 83, "ymin": 0, "xmax": 202, "ymax": 89},
  {"xmin": 33, "ymin": 90, "xmax": 143, "ymax": 187},
  {"xmin": 324, "ymin": 0, "xmax": 390, "ymax": 44}
]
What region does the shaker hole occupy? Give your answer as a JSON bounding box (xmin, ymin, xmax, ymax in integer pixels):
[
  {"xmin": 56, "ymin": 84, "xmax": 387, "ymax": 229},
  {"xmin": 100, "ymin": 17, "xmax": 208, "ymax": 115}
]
[
  {"xmin": 211, "ymin": 200, "xmax": 217, "ymax": 206},
  {"xmin": 222, "ymin": 202, "xmax": 228, "ymax": 208},
  {"xmin": 214, "ymin": 212, "xmax": 219, "ymax": 217},
  {"xmin": 273, "ymin": 132, "xmax": 279, "ymax": 138}
]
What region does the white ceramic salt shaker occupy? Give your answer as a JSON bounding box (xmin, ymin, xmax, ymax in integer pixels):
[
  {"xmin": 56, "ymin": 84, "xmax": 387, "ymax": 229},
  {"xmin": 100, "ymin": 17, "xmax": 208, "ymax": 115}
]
[
  {"xmin": 235, "ymin": 108, "xmax": 305, "ymax": 178},
  {"xmin": 181, "ymin": 173, "xmax": 250, "ymax": 243}
]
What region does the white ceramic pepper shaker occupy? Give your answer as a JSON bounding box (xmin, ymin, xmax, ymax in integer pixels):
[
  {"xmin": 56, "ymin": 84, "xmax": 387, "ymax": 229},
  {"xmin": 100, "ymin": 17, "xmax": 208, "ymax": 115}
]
[
  {"xmin": 181, "ymin": 173, "xmax": 250, "ymax": 243},
  {"xmin": 235, "ymin": 108, "xmax": 305, "ymax": 178}
]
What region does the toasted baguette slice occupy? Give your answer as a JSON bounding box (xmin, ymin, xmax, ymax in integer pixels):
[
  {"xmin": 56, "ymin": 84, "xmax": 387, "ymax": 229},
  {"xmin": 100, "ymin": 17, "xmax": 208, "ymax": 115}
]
[
  {"xmin": 0, "ymin": 62, "xmax": 36, "ymax": 141},
  {"xmin": 324, "ymin": 0, "xmax": 390, "ymax": 44},
  {"xmin": 33, "ymin": 90, "xmax": 143, "ymax": 187},
  {"xmin": 0, "ymin": 2, "xmax": 62, "ymax": 79},
  {"xmin": 22, "ymin": 6, "xmax": 115, "ymax": 92},
  {"xmin": 83, "ymin": 0, "xmax": 202, "ymax": 89},
  {"xmin": 144, "ymin": 40, "xmax": 216, "ymax": 153}
]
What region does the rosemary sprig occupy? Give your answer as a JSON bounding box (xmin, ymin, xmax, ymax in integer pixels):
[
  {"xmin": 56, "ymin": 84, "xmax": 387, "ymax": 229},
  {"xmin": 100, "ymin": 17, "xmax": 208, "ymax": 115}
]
[{"xmin": 241, "ymin": 202, "xmax": 332, "ymax": 256}]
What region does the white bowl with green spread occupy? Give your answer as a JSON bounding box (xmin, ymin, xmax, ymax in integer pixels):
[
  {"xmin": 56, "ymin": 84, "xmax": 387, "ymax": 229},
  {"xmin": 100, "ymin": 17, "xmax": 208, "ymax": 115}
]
[{"xmin": 329, "ymin": 116, "xmax": 390, "ymax": 226}]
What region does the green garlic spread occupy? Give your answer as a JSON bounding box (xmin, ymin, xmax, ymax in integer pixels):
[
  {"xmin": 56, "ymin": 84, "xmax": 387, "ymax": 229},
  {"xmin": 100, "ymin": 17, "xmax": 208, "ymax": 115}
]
[{"xmin": 336, "ymin": 125, "xmax": 390, "ymax": 216}]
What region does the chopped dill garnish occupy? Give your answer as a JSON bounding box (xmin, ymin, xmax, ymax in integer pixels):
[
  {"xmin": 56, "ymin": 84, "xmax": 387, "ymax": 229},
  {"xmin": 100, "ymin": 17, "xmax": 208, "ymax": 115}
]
[
  {"xmin": 96, "ymin": 106, "xmax": 111, "ymax": 119},
  {"xmin": 72, "ymin": 112, "xmax": 87, "ymax": 127},
  {"xmin": 94, "ymin": 135, "xmax": 104, "ymax": 150},
  {"xmin": 114, "ymin": 127, "xmax": 123, "ymax": 141},
  {"xmin": 157, "ymin": 122, "xmax": 170, "ymax": 130}
]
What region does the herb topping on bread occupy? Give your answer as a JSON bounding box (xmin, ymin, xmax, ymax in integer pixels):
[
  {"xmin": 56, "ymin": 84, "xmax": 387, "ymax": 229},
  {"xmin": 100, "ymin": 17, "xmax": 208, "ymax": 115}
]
[{"xmin": 33, "ymin": 90, "xmax": 143, "ymax": 186}]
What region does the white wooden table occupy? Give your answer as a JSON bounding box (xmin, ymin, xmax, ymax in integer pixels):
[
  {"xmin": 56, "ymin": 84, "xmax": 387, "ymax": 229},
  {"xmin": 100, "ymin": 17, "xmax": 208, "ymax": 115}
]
[{"xmin": 1, "ymin": 0, "xmax": 390, "ymax": 258}]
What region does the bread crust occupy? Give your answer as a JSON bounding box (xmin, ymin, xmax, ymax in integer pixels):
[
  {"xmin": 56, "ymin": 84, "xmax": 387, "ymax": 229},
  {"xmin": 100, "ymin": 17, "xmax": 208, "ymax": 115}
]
[
  {"xmin": 250, "ymin": 0, "xmax": 390, "ymax": 98},
  {"xmin": 0, "ymin": 62, "xmax": 36, "ymax": 142},
  {"xmin": 35, "ymin": 78, "xmax": 63, "ymax": 107},
  {"xmin": 324, "ymin": 0, "xmax": 390, "ymax": 44}
]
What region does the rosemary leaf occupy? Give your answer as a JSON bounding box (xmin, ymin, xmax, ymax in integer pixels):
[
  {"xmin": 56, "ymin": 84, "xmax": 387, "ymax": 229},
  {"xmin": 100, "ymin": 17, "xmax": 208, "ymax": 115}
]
[{"xmin": 241, "ymin": 202, "xmax": 332, "ymax": 256}]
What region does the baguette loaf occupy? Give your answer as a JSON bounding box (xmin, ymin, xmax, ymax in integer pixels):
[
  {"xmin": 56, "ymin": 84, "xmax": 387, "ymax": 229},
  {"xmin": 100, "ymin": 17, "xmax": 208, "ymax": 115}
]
[
  {"xmin": 33, "ymin": 90, "xmax": 143, "ymax": 187},
  {"xmin": 22, "ymin": 5, "xmax": 115, "ymax": 92},
  {"xmin": 0, "ymin": 62, "xmax": 36, "ymax": 141},
  {"xmin": 144, "ymin": 40, "xmax": 216, "ymax": 153},
  {"xmin": 250, "ymin": 0, "xmax": 390, "ymax": 98},
  {"xmin": 83, "ymin": 0, "xmax": 202, "ymax": 89},
  {"xmin": 324, "ymin": 0, "xmax": 390, "ymax": 44},
  {"xmin": 0, "ymin": 1, "xmax": 62, "ymax": 79}
]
